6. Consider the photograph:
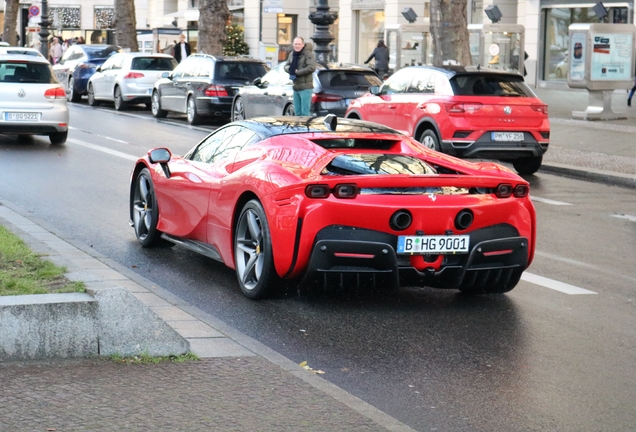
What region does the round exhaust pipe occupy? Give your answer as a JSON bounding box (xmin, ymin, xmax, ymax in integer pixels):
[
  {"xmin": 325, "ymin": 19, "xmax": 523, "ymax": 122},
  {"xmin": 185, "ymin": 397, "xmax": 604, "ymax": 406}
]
[
  {"xmin": 390, "ymin": 210, "xmax": 412, "ymax": 231},
  {"xmin": 454, "ymin": 209, "xmax": 474, "ymax": 231}
]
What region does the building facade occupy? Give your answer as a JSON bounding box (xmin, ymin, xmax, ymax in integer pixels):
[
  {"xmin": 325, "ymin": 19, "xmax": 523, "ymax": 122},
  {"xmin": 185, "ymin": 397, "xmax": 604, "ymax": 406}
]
[{"xmin": 2, "ymin": 0, "xmax": 634, "ymax": 87}]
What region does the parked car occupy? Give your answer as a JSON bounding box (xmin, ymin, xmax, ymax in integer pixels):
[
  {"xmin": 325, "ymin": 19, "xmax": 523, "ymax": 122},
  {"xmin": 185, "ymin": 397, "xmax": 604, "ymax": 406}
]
[
  {"xmin": 346, "ymin": 65, "xmax": 550, "ymax": 175},
  {"xmin": 87, "ymin": 52, "xmax": 177, "ymax": 110},
  {"xmin": 129, "ymin": 115, "xmax": 536, "ymax": 299},
  {"xmin": 0, "ymin": 47, "xmax": 45, "ymax": 58},
  {"xmin": 53, "ymin": 44, "xmax": 123, "ymax": 102},
  {"xmin": 0, "ymin": 55, "xmax": 69, "ymax": 144},
  {"xmin": 151, "ymin": 54, "xmax": 269, "ymax": 125},
  {"xmin": 231, "ymin": 62, "xmax": 382, "ymax": 120},
  {"xmin": 555, "ymin": 54, "xmax": 568, "ymax": 78}
]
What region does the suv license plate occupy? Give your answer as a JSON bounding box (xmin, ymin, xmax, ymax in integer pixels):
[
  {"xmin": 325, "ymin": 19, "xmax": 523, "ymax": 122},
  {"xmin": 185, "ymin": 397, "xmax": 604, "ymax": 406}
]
[
  {"xmin": 5, "ymin": 112, "xmax": 40, "ymax": 121},
  {"xmin": 397, "ymin": 235, "xmax": 470, "ymax": 254},
  {"xmin": 492, "ymin": 132, "xmax": 524, "ymax": 141}
]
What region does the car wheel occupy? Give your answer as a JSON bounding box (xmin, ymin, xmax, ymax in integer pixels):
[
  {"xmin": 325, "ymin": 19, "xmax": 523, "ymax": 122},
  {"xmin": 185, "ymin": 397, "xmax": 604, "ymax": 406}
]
[
  {"xmin": 283, "ymin": 104, "xmax": 295, "ymax": 116},
  {"xmin": 131, "ymin": 168, "xmax": 164, "ymax": 247},
  {"xmin": 232, "ymin": 97, "xmax": 246, "ymax": 121},
  {"xmin": 151, "ymin": 90, "xmax": 167, "ymax": 118},
  {"xmin": 67, "ymin": 76, "xmax": 81, "ymax": 103},
  {"xmin": 87, "ymin": 83, "xmax": 100, "ymax": 106},
  {"xmin": 512, "ymin": 155, "xmax": 543, "ymax": 175},
  {"xmin": 459, "ymin": 269, "xmax": 522, "ymax": 294},
  {"xmin": 49, "ymin": 131, "xmax": 68, "ymax": 145},
  {"xmin": 418, "ymin": 129, "xmax": 441, "ymax": 152},
  {"xmin": 186, "ymin": 95, "xmax": 202, "ymax": 125},
  {"xmin": 114, "ymin": 86, "xmax": 127, "ymax": 111},
  {"xmin": 234, "ymin": 199, "xmax": 280, "ymax": 299}
]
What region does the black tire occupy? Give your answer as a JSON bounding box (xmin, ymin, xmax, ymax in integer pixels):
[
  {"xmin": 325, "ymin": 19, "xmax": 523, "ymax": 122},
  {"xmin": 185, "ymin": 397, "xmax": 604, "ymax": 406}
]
[
  {"xmin": 418, "ymin": 129, "xmax": 441, "ymax": 152},
  {"xmin": 283, "ymin": 104, "xmax": 295, "ymax": 116},
  {"xmin": 186, "ymin": 95, "xmax": 202, "ymax": 125},
  {"xmin": 114, "ymin": 86, "xmax": 127, "ymax": 111},
  {"xmin": 67, "ymin": 76, "xmax": 81, "ymax": 102},
  {"xmin": 151, "ymin": 90, "xmax": 167, "ymax": 118},
  {"xmin": 131, "ymin": 168, "xmax": 163, "ymax": 247},
  {"xmin": 512, "ymin": 155, "xmax": 543, "ymax": 175},
  {"xmin": 232, "ymin": 97, "xmax": 246, "ymax": 120},
  {"xmin": 459, "ymin": 269, "xmax": 522, "ymax": 295},
  {"xmin": 234, "ymin": 200, "xmax": 280, "ymax": 299},
  {"xmin": 49, "ymin": 131, "xmax": 68, "ymax": 145},
  {"xmin": 87, "ymin": 83, "xmax": 100, "ymax": 106}
]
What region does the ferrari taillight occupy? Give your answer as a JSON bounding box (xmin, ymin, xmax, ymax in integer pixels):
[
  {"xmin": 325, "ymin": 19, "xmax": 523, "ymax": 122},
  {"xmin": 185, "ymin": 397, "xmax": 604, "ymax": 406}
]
[
  {"xmin": 305, "ymin": 185, "xmax": 330, "ymax": 198},
  {"xmin": 495, "ymin": 183, "xmax": 513, "ymax": 198},
  {"xmin": 204, "ymin": 85, "xmax": 229, "ymax": 97},
  {"xmin": 305, "ymin": 183, "xmax": 359, "ymax": 199},
  {"xmin": 44, "ymin": 87, "xmax": 66, "ymax": 99},
  {"xmin": 333, "ymin": 184, "xmax": 358, "ymax": 199},
  {"xmin": 514, "ymin": 184, "xmax": 529, "ymax": 197}
]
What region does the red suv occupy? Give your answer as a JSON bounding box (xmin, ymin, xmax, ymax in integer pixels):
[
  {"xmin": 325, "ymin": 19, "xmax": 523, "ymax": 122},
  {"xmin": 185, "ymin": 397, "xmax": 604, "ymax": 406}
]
[{"xmin": 345, "ymin": 65, "xmax": 550, "ymax": 175}]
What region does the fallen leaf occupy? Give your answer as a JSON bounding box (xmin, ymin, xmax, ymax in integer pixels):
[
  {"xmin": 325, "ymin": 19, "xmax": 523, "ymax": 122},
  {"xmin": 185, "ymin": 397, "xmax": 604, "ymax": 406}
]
[{"xmin": 299, "ymin": 360, "xmax": 307, "ymax": 368}]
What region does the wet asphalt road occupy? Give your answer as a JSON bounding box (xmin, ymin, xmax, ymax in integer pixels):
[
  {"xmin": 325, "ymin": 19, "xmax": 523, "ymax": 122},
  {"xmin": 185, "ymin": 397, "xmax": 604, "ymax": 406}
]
[{"xmin": 1, "ymin": 102, "xmax": 635, "ymax": 431}]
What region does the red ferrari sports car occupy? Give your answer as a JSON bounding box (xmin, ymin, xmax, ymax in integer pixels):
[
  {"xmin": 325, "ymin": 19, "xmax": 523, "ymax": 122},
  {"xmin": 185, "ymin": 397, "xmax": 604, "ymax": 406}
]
[{"xmin": 129, "ymin": 115, "xmax": 536, "ymax": 299}]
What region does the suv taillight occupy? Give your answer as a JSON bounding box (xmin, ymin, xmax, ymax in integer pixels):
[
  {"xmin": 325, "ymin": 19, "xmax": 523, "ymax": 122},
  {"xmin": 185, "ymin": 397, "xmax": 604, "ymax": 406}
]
[
  {"xmin": 205, "ymin": 85, "xmax": 229, "ymax": 97},
  {"xmin": 531, "ymin": 104, "xmax": 548, "ymax": 115},
  {"xmin": 44, "ymin": 88, "xmax": 66, "ymax": 99},
  {"xmin": 124, "ymin": 72, "xmax": 144, "ymax": 79},
  {"xmin": 312, "ymin": 93, "xmax": 343, "ymax": 103},
  {"xmin": 446, "ymin": 102, "xmax": 483, "ymax": 113}
]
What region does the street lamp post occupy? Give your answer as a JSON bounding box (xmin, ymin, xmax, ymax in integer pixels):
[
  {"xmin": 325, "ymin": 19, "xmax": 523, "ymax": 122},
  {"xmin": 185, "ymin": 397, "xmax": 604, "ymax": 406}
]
[
  {"xmin": 39, "ymin": 0, "xmax": 51, "ymax": 59},
  {"xmin": 309, "ymin": 0, "xmax": 337, "ymax": 65}
]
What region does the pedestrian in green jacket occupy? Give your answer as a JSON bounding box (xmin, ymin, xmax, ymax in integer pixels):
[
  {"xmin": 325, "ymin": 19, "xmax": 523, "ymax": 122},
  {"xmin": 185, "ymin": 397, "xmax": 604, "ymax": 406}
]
[{"xmin": 284, "ymin": 37, "xmax": 317, "ymax": 116}]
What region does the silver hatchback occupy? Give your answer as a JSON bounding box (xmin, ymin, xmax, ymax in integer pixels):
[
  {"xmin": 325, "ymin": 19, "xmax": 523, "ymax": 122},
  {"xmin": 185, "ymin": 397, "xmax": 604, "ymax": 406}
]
[
  {"xmin": 87, "ymin": 52, "xmax": 178, "ymax": 110},
  {"xmin": 0, "ymin": 55, "xmax": 69, "ymax": 145}
]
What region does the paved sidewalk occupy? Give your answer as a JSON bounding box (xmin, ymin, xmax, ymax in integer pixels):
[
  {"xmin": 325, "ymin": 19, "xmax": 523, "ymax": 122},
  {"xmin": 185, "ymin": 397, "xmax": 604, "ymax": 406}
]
[
  {"xmin": 533, "ymin": 87, "xmax": 636, "ymax": 189},
  {"xmin": 0, "ymin": 86, "xmax": 634, "ymax": 431}
]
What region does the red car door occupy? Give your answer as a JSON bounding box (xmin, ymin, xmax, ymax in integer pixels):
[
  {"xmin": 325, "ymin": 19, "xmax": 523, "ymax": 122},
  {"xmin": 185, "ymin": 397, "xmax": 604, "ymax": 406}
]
[{"xmin": 392, "ymin": 70, "xmax": 435, "ymax": 135}]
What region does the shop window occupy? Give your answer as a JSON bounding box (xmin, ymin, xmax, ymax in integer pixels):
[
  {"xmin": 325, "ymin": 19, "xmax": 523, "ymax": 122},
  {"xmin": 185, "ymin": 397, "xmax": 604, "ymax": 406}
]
[
  {"xmin": 277, "ymin": 14, "xmax": 297, "ymax": 61},
  {"xmin": 50, "ymin": 7, "xmax": 81, "ymax": 29},
  {"xmin": 94, "ymin": 7, "xmax": 115, "ymax": 30},
  {"xmin": 356, "ymin": 10, "xmax": 385, "ymax": 64}
]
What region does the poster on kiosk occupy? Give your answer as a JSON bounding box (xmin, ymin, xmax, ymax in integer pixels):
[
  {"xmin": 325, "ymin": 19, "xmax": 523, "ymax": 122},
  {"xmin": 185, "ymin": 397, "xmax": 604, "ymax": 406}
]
[{"xmin": 567, "ymin": 23, "xmax": 636, "ymax": 119}]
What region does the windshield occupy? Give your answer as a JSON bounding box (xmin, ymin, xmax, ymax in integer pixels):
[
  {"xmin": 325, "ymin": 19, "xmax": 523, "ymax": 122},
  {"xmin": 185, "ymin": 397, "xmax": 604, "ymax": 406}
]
[
  {"xmin": 451, "ymin": 74, "xmax": 535, "ymax": 97},
  {"xmin": 85, "ymin": 46, "xmax": 122, "ymax": 60},
  {"xmin": 0, "ymin": 61, "xmax": 58, "ymax": 83}
]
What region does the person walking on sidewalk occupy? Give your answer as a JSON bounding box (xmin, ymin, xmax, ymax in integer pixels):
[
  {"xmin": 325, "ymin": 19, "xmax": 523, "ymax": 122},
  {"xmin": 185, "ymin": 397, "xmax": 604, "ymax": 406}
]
[
  {"xmin": 364, "ymin": 40, "xmax": 390, "ymax": 78},
  {"xmin": 284, "ymin": 37, "xmax": 316, "ymax": 116},
  {"xmin": 173, "ymin": 34, "xmax": 191, "ymax": 64}
]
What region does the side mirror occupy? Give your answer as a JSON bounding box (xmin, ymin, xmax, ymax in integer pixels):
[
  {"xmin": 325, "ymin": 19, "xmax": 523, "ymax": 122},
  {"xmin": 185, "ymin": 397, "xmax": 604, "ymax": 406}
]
[
  {"xmin": 161, "ymin": 71, "xmax": 171, "ymax": 79},
  {"xmin": 148, "ymin": 148, "xmax": 171, "ymax": 164},
  {"xmin": 95, "ymin": 66, "xmax": 102, "ymax": 72},
  {"xmin": 252, "ymin": 77, "xmax": 262, "ymax": 86},
  {"xmin": 369, "ymin": 86, "xmax": 380, "ymax": 95}
]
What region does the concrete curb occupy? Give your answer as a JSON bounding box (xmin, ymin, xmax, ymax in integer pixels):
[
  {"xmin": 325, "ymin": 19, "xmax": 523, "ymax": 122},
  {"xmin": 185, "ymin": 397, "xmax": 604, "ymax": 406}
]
[{"xmin": 540, "ymin": 162, "xmax": 636, "ymax": 189}]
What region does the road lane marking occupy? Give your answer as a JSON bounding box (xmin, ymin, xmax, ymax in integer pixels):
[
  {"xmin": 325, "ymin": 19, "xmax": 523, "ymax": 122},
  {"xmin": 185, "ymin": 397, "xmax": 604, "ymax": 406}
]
[
  {"xmin": 67, "ymin": 138, "xmax": 138, "ymax": 161},
  {"xmin": 535, "ymin": 250, "xmax": 636, "ymax": 283},
  {"xmin": 521, "ymin": 272, "xmax": 597, "ymax": 295},
  {"xmin": 531, "ymin": 196, "xmax": 573, "ymax": 206},
  {"xmin": 612, "ymin": 213, "xmax": 636, "ymax": 222}
]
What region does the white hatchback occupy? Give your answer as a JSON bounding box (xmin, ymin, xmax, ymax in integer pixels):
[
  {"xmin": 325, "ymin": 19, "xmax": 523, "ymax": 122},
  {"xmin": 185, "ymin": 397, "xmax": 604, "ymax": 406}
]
[
  {"xmin": 0, "ymin": 55, "xmax": 69, "ymax": 145},
  {"xmin": 87, "ymin": 52, "xmax": 178, "ymax": 110}
]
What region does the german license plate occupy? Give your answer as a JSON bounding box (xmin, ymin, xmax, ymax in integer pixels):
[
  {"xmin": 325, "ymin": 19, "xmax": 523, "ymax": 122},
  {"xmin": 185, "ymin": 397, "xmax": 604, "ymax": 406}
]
[
  {"xmin": 5, "ymin": 112, "xmax": 40, "ymax": 121},
  {"xmin": 397, "ymin": 235, "xmax": 470, "ymax": 254},
  {"xmin": 492, "ymin": 132, "xmax": 524, "ymax": 141}
]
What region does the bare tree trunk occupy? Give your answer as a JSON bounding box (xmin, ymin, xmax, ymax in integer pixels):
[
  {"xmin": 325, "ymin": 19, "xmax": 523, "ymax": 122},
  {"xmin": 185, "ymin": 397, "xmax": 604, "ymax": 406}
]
[
  {"xmin": 114, "ymin": 0, "xmax": 138, "ymax": 52},
  {"xmin": 2, "ymin": 0, "xmax": 20, "ymax": 46},
  {"xmin": 198, "ymin": 0, "xmax": 230, "ymax": 55},
  {"xmin": 430, "ymin": 0, "xmax": 471, "ymax": 67}
]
